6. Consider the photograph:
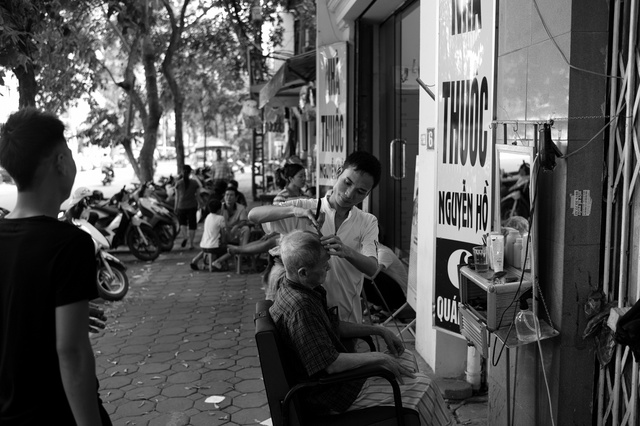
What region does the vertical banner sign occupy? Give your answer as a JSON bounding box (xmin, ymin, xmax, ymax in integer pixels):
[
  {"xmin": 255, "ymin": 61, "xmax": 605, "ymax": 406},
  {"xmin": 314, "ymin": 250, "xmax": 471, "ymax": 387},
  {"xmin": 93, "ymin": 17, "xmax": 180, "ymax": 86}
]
[
  {"xmin": 317, "ymin": 42, "xmax": 348, "ymax": 186},
  {"xmin": 435, "ymin": 0, "xmax": 496, "ymax": 335}
]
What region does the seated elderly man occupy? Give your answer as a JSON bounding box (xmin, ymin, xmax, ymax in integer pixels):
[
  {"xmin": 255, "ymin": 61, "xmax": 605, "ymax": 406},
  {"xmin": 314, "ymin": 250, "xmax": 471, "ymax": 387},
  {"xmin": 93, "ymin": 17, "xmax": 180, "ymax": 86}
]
[{"xmin": 270, "ymin": 230, "xmax": 453, "ymax": 425}]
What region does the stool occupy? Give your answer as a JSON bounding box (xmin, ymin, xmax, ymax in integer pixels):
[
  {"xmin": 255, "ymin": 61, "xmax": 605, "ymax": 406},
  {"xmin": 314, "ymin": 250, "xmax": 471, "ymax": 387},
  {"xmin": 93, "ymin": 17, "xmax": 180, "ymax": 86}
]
[
  {"xmin": 203, "ymin": 252, "xmax": 217, "ymax": 272},
  {"xmin": 235, "ymin": 254, "xmax": 257, "ymax": 274},
  {"xmin": 235, "ymin": 254, "xmax": 244, "ymax": 274}
]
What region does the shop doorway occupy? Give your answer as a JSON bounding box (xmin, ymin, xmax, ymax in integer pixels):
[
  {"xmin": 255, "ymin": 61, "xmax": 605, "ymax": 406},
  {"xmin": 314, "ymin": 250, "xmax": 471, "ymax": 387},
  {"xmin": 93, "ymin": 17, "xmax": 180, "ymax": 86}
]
[{"xmin": 377, "ymin": 1, "xmax": 420, "ymax": 260}]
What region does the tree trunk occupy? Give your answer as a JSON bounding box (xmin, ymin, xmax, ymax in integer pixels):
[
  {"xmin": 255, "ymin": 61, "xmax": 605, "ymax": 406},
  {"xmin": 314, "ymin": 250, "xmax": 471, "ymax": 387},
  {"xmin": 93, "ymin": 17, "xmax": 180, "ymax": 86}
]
[
  {"xmin": 121, "ymin": 136, "xmax": 141, "ymax": 178},
  {"xmin": 161, "ymin": 0, "xmax": 190, "ymax": 176},
  {"xmin": 13, "ymin": 64, "xmax": 37, "ymax": 108},
  {"xmin": 140, "ymin": 34, "xmax": 161, "ymax": 183}
]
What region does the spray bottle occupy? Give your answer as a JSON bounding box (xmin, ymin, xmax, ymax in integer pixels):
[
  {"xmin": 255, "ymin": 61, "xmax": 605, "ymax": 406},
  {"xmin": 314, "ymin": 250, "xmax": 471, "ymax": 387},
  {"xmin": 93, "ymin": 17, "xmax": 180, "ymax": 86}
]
[{"xmin": 515, "ymin": 292, "xmax": 540, "ymax": 343}]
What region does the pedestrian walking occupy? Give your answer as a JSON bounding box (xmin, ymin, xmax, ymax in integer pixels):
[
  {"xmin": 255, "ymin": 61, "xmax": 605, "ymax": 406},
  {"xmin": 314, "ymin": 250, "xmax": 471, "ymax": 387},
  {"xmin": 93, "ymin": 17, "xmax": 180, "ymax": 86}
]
[
  {"xmin": 174, "ymin": 165, "xmax": 202, "ymax": 250},
  {"xmin": 210, "ymin": 148, "xmax": 233, "ymax": 187}
]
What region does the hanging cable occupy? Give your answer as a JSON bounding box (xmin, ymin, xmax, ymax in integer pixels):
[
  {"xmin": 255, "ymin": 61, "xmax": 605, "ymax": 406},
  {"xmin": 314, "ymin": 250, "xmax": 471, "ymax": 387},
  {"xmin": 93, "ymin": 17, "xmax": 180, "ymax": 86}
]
[
  {"xmin": 491, "ymin": 155, "xmax": 541, "ymax": 367},
  {"xmin": 532, "ymin": 0, "xmax": 622, "ymax": 80}
]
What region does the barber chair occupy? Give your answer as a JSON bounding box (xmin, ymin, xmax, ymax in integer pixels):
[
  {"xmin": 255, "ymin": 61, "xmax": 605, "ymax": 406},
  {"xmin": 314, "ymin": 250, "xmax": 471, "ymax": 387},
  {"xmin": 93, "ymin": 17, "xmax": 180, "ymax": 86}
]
[{"xmin": 254, "ymin": 300, "xmax": 420, "ymax": 426}]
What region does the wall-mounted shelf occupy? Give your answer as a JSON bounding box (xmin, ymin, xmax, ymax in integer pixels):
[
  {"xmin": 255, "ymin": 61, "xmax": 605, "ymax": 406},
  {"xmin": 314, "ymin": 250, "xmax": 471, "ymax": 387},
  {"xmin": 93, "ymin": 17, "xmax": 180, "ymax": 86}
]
[
  {"xmin": 458, "ymin": 265, "xmax": 560, "ymax": 356},
  {"xmin": 493, "ymin": 320, "xmax": 559, "ymax": 349}
]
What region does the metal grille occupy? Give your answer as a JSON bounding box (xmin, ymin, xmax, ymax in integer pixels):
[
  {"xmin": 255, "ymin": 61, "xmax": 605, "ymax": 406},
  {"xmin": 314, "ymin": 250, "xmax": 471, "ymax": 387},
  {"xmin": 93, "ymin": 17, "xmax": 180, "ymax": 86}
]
[{"xmin": 597, "ymin": 0, "xmax": 640, "ymax": 424}]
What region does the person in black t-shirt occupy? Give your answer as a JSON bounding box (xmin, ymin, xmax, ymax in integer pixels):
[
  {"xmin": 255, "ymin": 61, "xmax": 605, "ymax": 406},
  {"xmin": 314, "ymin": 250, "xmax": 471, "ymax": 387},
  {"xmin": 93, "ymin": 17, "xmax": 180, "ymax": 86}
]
[{"xmin": 0, "ymin": 108, "xmax": 111, "ymax": 425}]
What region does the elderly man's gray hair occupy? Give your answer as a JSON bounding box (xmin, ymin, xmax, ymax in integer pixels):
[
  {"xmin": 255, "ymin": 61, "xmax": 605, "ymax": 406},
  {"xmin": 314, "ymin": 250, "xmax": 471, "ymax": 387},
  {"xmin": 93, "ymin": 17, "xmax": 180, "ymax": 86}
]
[{"xmin": 280, "ymin": 230, "xmax": 325, "ymax": 274}]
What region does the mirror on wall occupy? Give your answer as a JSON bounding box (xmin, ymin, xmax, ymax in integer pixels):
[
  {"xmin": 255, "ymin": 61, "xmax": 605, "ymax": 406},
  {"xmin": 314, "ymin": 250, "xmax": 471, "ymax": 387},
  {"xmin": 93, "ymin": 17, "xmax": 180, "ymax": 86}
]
[{"xmin": 494, "ymin": 144, "xmax": 534, "ymax": 233}]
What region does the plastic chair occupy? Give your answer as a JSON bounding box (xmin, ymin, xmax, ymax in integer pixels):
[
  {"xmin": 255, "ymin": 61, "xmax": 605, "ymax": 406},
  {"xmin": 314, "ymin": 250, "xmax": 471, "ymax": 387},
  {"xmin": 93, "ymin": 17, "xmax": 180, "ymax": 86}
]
[
  {"xmin": 363, "ymin": 269, "xmax": 416, "ymax": 341},
  {"xmin": 254, "ymin": 299, "xmax": 420, "ymax": 426}
]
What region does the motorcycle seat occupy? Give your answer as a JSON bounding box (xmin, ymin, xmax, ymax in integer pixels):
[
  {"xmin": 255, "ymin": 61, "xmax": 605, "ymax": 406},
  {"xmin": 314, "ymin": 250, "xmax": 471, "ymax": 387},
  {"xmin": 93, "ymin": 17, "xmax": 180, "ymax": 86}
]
[{"xmin": 92, "ymin": 205, "xmax": 120, "ymax": 216}]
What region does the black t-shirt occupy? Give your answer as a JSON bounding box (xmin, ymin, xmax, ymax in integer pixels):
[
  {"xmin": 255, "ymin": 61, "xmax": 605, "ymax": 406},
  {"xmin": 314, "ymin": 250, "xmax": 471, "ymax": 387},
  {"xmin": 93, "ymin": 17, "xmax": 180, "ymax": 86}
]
[{"xmin": 0, "ymin": 216, "xmax": 98, "ymax": 424}]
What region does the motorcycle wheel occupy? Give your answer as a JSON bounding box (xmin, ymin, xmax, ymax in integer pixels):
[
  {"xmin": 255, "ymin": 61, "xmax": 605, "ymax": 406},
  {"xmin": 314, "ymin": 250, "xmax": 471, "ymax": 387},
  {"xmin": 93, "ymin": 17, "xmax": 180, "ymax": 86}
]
[
  {"xmin": 96, "ymin": 261, "xmax": 129, "ymax": 301},
  {"xmin": 126, "ymin": 224, "xmax": 161, "ymax": 261},
  {"xmin": 156, "ymin": 222, "xmax": 176, "ymax": 252}
]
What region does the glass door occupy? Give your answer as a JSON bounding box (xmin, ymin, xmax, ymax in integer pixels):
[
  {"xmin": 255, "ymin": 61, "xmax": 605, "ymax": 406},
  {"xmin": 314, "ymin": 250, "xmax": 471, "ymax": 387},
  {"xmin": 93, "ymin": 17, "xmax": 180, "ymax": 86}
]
[{"xmin": 379, "ymin": 1, "xmax": 420, "ymax": 260}]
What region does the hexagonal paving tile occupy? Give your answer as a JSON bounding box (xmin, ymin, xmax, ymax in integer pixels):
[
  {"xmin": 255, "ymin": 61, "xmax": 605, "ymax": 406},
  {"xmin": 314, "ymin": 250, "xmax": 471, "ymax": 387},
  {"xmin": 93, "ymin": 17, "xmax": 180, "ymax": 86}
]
[
  {"xmin": 234, "ymin": 379, "xmax": 265, "ymax": 393},
  {"xmin": 124, "ymin": 385, "xmax": 162, "ymax": 400},
  {"xmin": 232, "ymin": 392, "xmax": 268, "ymax": 409},
  {"xmin": 166, "ymin": 371, "xmax": 202, "ymax": 384},
  {"xmin": 231, "ymin": 406, "xmax": 271, "ymax": 425},
  {"xmin": 161, "ymin": 384, "xmax": 198, "ymax": 398},
  {"xmin": 155, "ymin": 397, "xmax": 194, "ymax": 413}
]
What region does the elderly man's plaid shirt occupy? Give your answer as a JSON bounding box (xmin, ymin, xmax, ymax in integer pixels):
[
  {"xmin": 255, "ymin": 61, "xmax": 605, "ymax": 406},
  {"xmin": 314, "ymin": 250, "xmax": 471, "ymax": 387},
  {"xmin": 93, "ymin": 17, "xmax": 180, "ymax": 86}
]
[{"xmin": 269, "ymin": 279, "xmax": 365, "ymax": 414}]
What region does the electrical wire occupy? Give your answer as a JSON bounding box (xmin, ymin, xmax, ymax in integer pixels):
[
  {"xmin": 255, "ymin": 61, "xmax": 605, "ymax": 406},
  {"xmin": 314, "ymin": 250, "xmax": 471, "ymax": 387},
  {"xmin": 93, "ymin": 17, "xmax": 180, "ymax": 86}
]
[
  {"xmin": 537, "ymin": 316, "xmax": 556, "ymax": 426},
  {"xmin": 529, "ymin": 156, "xmax": 556, "ymax": 426},
  {"xmin": 491, "ymin": 156, "xmax": 540, "ymax": 367},
  {"xmin": 561, "ymin": 114, "xmax": 631, "ymax": 160},
  {"xmin": 489, "ymin": 154, "xmax": 556, "ymax": 425},
  {"xmin": 532, "ymin": 0, "xmax": 622, "ymax": 80}
]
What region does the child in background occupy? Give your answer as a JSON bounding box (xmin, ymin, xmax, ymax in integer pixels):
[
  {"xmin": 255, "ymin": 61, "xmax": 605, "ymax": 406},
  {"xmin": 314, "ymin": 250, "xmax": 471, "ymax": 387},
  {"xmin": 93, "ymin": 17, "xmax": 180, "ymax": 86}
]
[{"xmin": 190, "ymin": 199, "xmax": 232, "ymax": 271}]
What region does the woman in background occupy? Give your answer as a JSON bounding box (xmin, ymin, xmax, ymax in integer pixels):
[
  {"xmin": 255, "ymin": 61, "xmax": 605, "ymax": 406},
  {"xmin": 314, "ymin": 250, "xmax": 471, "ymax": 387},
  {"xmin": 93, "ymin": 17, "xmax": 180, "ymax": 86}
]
[{"xmin": 272, "ymin": 163, "xmax": 312, "ymax": 204}]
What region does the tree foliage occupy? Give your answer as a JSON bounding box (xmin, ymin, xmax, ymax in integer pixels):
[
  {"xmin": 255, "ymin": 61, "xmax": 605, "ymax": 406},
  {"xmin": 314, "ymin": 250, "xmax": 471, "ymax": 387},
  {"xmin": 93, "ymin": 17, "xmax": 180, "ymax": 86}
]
[{"xmin": 0, "ymin": 0, "xmax": 317, "ymax": 181}]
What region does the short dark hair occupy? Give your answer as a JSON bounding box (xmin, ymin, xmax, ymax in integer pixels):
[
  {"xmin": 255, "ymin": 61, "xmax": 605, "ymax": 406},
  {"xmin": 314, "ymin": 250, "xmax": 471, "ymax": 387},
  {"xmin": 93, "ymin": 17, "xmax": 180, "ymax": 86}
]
[
  {"xmin": 342, "ymin": 151, "xmax": 382, "ymax": 189},
  {"xmin": 208, "ymin": 198, "xmax": 222, "ymax": 214},
  {"xmin": 0, "ymin": 108, "xmax": 67, "ymax": 190}
]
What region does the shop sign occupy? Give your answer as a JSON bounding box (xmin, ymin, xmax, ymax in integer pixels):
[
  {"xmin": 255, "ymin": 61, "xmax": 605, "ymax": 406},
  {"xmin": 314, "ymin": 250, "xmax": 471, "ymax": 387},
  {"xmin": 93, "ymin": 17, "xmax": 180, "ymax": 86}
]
[
  {"xmin": 317, "ymin": 42, "xmax": 347, "ymax": 186},
  {"xmin": 434, "ymin": 0, "xmax": 496, "ymax": 335}
]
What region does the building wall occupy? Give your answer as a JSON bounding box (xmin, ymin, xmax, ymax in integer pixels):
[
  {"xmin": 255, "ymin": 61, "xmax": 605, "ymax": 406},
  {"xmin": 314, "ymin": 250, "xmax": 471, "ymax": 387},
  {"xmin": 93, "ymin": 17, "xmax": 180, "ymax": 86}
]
[
  {"xmin": 416, "ymin": 0, "xmax": 468, "ymax": 378},
  {"xmin": 491, "ymin": 0, "xmax": 608, "ymax": 424}
]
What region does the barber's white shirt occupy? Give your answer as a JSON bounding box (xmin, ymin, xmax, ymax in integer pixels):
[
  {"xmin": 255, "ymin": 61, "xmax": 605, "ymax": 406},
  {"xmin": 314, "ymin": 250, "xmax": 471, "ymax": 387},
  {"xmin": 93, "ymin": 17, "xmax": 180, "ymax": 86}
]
[{"xmin": 267, "ymin": 193, "xmax": 379, "ymax": 323}]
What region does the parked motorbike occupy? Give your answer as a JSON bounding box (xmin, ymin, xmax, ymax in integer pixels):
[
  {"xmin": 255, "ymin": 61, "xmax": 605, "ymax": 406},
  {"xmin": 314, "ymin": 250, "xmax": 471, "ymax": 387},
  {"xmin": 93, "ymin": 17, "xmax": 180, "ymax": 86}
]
[
  {"xmin": 102, "ymin": 165, "xmax": 114, "ymax": 186},
  {"xmin": 86, "ymin": 186, "xmax": 161, "ymax": 261},
  {"xmin": 133, "ymin": 182, "xmax": 179, "ymax": 252},
  {"xmin": 75, "ymin": 217, "xmax": 129, "ymax": 301}
]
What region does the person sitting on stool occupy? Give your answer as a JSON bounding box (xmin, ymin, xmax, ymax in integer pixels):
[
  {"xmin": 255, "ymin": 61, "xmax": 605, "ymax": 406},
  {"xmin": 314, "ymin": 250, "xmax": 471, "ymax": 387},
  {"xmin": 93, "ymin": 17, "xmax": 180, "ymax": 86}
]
[
  {"xmin": 222, "ymin": 187, "xmax": 250, "ymax": 246},
  {"xmin": 190, "ymin": 199, "xmax": 232, "ymax": 271}
]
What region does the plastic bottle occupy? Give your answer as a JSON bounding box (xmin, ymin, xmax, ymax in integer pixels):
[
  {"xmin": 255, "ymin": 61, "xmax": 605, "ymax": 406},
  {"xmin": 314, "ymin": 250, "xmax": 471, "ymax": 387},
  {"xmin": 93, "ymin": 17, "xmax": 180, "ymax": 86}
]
[
  {"xmin": 504, "ymin": 228, "xmax": 519, "ymax": 267},
  {"xmin": 512, "ymin": 237, "xmax": 523, "ymax": 269},
  {"xmin": 489, "ymin": 233, "xmax": 504, "ymax": 272},
  {"xmin": 515, "ymin": 298, "xmax": 540, "ymax": 343}
]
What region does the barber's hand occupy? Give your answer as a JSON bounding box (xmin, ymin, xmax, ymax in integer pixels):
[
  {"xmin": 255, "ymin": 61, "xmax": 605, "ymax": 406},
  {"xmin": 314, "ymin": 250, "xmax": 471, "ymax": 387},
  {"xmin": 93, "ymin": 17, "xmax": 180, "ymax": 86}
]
[
  {"xmin": 380, "ymin": 354, "xmax": 416, "ymax": 385},
  {"xmin": 320, "ymin": 234, "xmax": 351, "ymax": 258},
  {"xmin": 292, "ymin": 207, "xmax": 320, "ymax": 227},
  {"xmin": 89, "ymin": 302, "xmax": 107, "ymax": 334},
  {"xmin": 380, "ymin": 328, "xmax": 405, "ymax": 356}
]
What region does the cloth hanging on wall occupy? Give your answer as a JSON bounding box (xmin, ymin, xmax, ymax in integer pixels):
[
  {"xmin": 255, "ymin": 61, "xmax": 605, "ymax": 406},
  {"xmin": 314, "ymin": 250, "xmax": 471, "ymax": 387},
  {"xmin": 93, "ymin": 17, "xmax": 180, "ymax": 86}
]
[
  {"xmin": 238, "ymin": 99, "xmax": 262, "ymax": 129},
  {"xmin": 264, "ymin": 106, "xmax": 285, "ymax": 133}
]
